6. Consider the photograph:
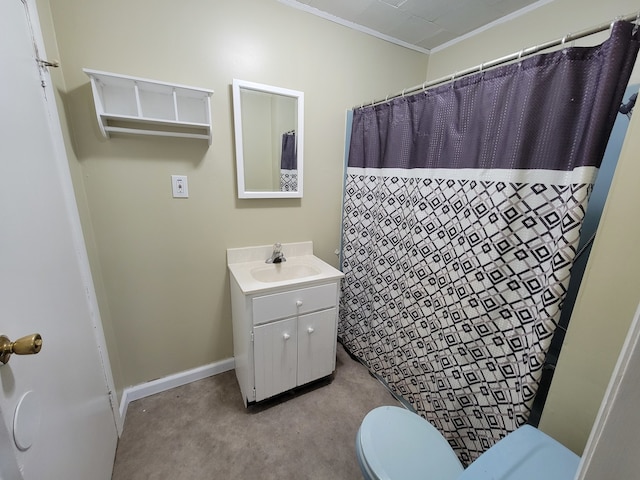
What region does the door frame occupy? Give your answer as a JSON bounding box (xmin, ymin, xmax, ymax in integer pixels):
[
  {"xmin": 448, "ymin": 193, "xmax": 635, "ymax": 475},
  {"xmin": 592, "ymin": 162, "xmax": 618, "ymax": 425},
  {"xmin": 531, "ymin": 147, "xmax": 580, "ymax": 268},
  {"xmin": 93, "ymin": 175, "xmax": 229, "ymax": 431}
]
[
  {"xmin": 576, "ymin": 299, "xmax": 640, "ymax": 478},
  {"xmin": 23, "ymin": 0, "xmax": 121, "ymax": 434}
]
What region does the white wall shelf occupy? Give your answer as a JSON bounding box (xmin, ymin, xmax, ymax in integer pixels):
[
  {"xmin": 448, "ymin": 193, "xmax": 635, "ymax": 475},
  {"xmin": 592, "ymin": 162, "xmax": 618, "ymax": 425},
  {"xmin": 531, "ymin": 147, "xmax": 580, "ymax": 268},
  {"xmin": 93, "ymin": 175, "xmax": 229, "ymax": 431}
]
[{"xmin": 83, "ymin": 69, "xmax": 213, "ymax": 145}]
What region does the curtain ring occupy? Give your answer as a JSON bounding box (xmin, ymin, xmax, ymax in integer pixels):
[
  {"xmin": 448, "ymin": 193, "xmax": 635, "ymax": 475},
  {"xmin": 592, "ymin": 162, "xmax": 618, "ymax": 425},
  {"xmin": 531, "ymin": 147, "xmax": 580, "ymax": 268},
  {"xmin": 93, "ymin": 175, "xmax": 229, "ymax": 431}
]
[
  {"xmin": 610, "ymin": 16, "xmax": 621, "ymax": 30},
  {"xmin": 516, "ymin": 48, "xmax": 526, "ymax": 69},
  {"xmin": 561, "ymin": 34, "xmax": 570, "ymax": 54},
  {"xmin": 450, "ymin": 72, "xmax": 458, "ymax": 88},
  {"xmin": 401, "ymin": 89, "xmax": 406, "ymax": 98}
]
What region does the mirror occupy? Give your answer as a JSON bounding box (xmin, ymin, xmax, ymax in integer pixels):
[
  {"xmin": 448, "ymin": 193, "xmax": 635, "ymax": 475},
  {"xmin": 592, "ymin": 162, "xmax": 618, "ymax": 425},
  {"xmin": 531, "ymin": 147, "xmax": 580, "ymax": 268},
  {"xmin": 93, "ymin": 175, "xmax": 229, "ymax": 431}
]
[{"xmin": 232, "ymin": 79, "xmax": 304, "ymax": 199}]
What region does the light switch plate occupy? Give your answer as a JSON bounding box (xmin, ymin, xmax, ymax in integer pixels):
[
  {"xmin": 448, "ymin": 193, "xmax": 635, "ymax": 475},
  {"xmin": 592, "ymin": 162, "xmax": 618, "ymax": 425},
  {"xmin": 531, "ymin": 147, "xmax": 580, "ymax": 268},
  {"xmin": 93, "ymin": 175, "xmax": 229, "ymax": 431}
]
[{"xmin": 171, "ymin": 175, "xmax": 188, "ymax": 198}]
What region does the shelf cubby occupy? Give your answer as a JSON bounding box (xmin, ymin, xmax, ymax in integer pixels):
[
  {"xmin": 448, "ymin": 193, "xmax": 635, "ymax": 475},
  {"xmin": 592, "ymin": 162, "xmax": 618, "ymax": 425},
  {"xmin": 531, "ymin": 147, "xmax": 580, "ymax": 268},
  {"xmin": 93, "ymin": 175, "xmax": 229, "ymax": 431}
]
[{"xmin": 83, "ymin": 69, "xmax": 213, "ymax": 144}]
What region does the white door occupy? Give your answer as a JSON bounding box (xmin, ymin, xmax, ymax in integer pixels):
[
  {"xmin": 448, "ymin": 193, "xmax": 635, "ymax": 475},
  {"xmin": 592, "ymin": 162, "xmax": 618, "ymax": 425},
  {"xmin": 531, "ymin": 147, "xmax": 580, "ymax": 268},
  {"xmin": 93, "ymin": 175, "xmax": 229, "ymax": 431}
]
[{"xmin": 0, "ymin": 1, "xmax": 118, "ymax": 478}]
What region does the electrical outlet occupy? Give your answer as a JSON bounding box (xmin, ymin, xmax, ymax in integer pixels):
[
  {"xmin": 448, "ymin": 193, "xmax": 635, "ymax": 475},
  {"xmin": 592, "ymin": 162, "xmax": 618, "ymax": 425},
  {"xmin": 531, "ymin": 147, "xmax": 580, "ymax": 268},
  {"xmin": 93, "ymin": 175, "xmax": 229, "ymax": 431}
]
[{"xmin": 171, "ymin": 175, "xmax": 188, "ymax": 198}]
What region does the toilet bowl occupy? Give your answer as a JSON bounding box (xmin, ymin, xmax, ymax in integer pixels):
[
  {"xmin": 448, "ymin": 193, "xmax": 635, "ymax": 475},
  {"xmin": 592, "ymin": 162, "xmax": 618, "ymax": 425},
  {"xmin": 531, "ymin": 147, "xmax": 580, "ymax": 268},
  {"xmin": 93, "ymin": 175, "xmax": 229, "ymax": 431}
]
[{"xmin": 356, "ymin": 406, "xmax": 580, "ymax": 480}]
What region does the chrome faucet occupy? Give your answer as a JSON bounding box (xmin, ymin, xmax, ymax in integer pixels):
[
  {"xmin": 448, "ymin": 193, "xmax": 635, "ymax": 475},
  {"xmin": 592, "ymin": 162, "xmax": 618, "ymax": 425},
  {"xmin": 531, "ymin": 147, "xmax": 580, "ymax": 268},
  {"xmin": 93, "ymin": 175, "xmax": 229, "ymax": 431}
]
[{"xmin": 266, "ymin": 243, "xmax": 286, "ymax": 264}]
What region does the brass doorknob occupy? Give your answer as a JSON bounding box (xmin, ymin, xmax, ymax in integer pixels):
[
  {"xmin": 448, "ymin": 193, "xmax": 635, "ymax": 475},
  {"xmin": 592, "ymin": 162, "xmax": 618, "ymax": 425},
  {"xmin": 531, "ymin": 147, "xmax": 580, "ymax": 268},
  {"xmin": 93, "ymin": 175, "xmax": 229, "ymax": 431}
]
[{"xmin": 0, "ymin": 334, "xmax": 43, "ymax": 364}]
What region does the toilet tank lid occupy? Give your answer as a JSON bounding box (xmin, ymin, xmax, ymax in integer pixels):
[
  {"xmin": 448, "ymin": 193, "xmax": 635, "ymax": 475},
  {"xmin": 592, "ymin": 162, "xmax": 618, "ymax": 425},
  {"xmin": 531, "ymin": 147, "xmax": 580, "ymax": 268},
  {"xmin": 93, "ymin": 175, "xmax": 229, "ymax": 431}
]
[{"xmin": 457, "ymin": 425, "xmax": 580, "ymax": 480}]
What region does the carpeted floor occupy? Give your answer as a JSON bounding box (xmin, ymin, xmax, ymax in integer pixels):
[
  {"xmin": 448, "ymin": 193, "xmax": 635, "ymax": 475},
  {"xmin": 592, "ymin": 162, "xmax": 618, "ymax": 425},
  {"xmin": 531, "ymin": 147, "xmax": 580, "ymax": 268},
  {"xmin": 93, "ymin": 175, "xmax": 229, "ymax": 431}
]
[{"xmin": 111, "ymin": 342, "xmax": 400, "ymax": 479}]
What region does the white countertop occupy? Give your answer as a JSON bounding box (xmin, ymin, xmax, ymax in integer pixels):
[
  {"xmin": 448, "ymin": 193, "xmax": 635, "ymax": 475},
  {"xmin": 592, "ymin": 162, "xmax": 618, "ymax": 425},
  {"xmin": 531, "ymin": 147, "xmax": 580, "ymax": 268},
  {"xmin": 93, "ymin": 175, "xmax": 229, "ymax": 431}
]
[{"xmin": 227, "ymin": 242, "xmax": 344, "ymax": 294}]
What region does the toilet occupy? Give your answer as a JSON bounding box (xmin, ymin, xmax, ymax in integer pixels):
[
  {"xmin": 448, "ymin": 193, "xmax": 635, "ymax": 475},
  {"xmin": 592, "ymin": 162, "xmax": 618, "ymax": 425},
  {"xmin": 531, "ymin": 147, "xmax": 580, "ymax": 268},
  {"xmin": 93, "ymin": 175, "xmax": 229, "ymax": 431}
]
[{"xmin": 356, "ymin": 406, "xmax": 580, "ymax": 480}]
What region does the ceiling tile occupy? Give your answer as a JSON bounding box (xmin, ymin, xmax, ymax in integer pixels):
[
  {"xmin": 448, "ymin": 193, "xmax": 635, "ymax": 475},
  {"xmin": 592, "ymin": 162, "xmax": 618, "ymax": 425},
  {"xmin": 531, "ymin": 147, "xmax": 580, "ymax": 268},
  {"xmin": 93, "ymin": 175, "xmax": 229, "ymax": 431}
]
[
  {"xmin": 489, "ymin": 0, "xmax": 542, "ymax": 16},
  {"xmin": 380, "ymin": 0, "xmax": 409, "ymax": 7},
  {"xmin": 388, "ymin": 15, "xmax": 442, "ymax": 45},
  {"xmin": 416, "ymin": 29, "xmax": 459, "ymax": 50},
  {"xmin": 433, "ymin": 0, "xmax": 507, "ymax": 35},
  {"xmin": 304, "ymin": 0, "xmax": 372, "ymax": 22},
  {"xmin": 356, "ymin": 1, "xmax": 413, "ymax": 33},
  {"xmin": 398, "ymin": 0, "xmax": 458, "ymax": 22},
  {"xmin": 281, "ymin": 0, "xmax": 543, "ymax": 52}
]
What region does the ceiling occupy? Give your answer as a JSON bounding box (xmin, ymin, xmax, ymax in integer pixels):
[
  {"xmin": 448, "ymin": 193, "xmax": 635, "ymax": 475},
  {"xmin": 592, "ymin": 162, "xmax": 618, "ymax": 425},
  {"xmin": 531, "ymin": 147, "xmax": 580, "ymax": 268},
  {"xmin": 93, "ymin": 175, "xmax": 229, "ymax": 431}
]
[{"xmin": 279, "ymin": 0, "xmax": 546, "ymax": 53}]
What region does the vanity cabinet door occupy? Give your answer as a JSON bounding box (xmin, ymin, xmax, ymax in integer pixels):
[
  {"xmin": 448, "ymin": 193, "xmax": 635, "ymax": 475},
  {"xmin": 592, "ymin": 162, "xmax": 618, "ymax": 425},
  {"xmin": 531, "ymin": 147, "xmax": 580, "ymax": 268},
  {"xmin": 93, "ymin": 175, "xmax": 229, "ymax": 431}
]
[
  {"xmin": 254, "ymin": 317, "xmax": 298, "ymax": 402},
  {"xmin": 297, "ymin": 308, "xmax": 337, "ymax": 386}
]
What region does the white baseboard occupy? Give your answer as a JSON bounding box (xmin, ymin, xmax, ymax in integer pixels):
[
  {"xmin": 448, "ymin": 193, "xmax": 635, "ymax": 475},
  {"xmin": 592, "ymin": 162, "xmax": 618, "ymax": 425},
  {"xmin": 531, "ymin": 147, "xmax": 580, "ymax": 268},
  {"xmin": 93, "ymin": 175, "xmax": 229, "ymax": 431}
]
[{"xmin": 118, "ymin": 357, "xmax": 235, "ymax": 427}]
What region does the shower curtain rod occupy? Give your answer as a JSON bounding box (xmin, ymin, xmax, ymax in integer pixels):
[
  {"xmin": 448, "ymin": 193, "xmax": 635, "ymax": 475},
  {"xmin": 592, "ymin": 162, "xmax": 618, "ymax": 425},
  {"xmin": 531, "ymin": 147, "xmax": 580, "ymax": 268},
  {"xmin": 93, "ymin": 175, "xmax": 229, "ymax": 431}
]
[{"xmin": 356, "ymin": 10, "xmax": 640, "ymax": 109}]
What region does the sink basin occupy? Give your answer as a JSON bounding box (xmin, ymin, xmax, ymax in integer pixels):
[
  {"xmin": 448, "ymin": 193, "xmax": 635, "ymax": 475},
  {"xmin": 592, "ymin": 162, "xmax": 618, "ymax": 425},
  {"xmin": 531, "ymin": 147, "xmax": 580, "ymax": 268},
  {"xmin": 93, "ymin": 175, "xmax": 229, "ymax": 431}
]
[
  {"xmin": 250, "ymin": 263, "xmax": 321, "ymax": 283},
  {"xmin": 227, "ymin": 242, "xmax": 344, "ymax": 294}
]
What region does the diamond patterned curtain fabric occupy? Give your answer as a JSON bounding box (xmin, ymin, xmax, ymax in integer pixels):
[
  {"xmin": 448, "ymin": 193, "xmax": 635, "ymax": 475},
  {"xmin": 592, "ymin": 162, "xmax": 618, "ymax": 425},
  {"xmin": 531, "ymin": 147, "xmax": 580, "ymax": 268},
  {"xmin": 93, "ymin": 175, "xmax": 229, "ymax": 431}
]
[{"xmin": 339, "ymin": 21, "xmax": 639, "ymax": 464}]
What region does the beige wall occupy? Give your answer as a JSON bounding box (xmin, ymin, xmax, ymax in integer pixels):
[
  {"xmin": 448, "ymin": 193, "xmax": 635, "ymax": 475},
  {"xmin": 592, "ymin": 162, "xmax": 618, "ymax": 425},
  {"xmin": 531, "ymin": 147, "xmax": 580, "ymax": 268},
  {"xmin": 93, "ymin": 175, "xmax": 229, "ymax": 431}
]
[
  {"xmin": 428, "ymin": 0, "xmax": 640, "ymax": 455},
  {"xmin": 542, "ymin": 102, "xmax": 640, "ymax": 454},
  {"xmin": 38, "ymin": 0, "xmax": 428, "ymax": 394}
]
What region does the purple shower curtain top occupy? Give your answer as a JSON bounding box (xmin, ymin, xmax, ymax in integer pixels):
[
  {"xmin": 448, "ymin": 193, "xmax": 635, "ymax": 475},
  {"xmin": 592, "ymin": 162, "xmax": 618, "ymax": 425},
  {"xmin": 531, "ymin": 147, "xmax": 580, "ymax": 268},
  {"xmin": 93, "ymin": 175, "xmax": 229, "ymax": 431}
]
[{"xmin": 349, "ymin": 21, "xmax": 639, "ymax": 173}]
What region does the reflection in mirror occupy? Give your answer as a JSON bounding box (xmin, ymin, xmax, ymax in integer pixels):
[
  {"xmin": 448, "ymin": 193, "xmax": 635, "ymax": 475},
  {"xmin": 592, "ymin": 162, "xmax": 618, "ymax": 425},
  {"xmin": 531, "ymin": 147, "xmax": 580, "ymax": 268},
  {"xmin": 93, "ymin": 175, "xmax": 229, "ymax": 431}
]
[{"xmin": 232, "ymin": 79, "xmax": 304, "ymax": 198}]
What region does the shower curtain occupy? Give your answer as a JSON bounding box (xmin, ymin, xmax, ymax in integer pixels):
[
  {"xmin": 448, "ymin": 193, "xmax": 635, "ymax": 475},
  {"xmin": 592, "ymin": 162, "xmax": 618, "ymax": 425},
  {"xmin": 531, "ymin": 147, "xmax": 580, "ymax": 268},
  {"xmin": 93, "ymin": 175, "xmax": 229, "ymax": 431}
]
[
  {"xmin": 280, "ymin": 131, "xmax": 297, "ymax": 192},
  {"xmin": 338, "ymin": 21, "xmax": 639, "ymax": 464}
]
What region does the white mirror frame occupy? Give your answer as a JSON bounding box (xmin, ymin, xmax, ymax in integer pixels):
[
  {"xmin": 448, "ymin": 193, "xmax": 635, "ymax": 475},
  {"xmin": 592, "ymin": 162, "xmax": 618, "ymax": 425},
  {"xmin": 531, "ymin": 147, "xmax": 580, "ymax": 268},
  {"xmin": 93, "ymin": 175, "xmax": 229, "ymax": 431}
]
[{"xmin": 232, "ymin": 79, "xmax": 304, "ymax": 199}]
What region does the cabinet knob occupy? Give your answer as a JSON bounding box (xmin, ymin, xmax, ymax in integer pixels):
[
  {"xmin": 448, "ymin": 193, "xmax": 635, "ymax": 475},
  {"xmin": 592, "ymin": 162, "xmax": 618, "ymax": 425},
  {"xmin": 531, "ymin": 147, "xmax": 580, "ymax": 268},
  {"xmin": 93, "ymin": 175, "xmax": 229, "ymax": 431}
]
[
  {"xmin": 283, "ymin": 333, "xmax": 291, "ymax": 341},
  {"xmin": 307, "ymin": 327, "xmax": 314, "ymax": 334},
  {"xmin": 296, "ymin": 300, "xmax": 303, "ymax": 307}
]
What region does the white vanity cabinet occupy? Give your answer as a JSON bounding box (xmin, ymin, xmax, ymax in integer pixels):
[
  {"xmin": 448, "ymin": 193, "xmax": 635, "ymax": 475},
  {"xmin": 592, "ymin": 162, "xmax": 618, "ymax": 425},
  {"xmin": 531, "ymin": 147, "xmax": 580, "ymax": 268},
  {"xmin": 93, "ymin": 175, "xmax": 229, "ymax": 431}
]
[
  {"xmin": 227, "ymin": 242, "xmax": 345, "ymax": 406},
  {"xmin": 230, "ymin": 278, "xmax": 341, "ymax": 405}
]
